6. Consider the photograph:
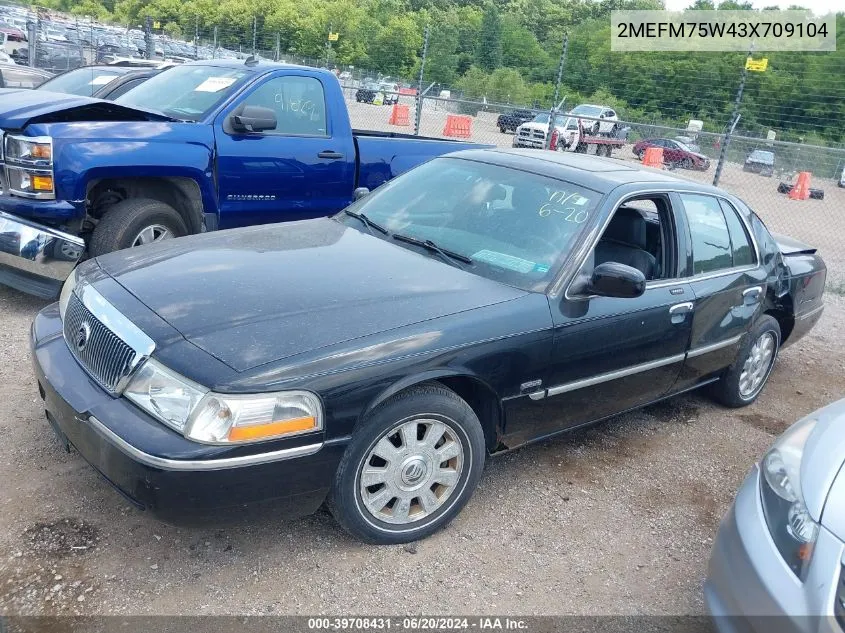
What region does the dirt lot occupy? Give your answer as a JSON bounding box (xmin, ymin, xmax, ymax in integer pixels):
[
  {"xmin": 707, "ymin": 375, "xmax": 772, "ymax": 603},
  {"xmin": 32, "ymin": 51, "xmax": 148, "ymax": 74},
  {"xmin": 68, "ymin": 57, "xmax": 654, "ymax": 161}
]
[{"xmin": 1, "ymin": 281, "xmax": 843, "ymax": 616}]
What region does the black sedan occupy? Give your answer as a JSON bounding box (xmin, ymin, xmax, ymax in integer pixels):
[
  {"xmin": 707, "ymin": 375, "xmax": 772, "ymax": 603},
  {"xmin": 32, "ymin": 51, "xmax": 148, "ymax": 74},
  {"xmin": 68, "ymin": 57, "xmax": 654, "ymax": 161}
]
[{"xmin": 31, "ymin": 150, "xmax": 826, "ymax": 543}]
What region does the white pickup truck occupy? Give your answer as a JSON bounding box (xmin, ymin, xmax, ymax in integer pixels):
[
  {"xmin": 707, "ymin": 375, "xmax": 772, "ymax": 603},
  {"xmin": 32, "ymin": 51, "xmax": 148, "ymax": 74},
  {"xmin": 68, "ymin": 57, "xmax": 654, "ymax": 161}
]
[{"xmin": 513, "ymin": 104, "xmax": 619, "ymax": 149}]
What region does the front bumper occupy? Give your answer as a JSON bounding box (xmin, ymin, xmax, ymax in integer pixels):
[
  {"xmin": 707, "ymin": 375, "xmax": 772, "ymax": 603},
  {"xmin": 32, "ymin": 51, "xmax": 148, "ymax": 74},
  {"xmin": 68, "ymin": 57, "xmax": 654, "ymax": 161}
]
[
  {"xmin": 30, "ymin": 303, "xmax": 345, "ymax": 522},
  {"xmin": 0, "ymin": 209, "xmax": 83, "ymax": 298},
  {"xmin": 705, "ymin": 465, "xmax": 844, "ymax": 633}
]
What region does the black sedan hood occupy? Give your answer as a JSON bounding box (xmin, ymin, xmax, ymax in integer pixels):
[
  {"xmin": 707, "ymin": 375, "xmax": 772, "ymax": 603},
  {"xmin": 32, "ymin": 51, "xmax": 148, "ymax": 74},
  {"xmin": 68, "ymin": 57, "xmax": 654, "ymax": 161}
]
[{"xmin": 96, "ymin": 219, "xmax": 527, "ymax": 372}]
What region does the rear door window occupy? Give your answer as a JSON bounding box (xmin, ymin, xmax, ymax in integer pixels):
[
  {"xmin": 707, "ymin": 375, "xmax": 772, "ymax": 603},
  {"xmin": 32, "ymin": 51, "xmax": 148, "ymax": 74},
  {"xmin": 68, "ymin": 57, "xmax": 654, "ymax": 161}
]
[
  {"xmin": 680, "ymin": 194, "xmax": 733, "ymax": 274},
  {"xmin": 719, "ymin": 199, "xmax": 757, "ymax": 267}
]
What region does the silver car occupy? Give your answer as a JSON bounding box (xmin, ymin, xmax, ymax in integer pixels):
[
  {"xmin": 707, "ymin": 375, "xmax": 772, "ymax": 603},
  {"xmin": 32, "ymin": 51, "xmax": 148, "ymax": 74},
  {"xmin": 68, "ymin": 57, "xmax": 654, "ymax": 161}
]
[{"xmin": 706, "ymin": 399, "xmax": 845, "ymax": 630}]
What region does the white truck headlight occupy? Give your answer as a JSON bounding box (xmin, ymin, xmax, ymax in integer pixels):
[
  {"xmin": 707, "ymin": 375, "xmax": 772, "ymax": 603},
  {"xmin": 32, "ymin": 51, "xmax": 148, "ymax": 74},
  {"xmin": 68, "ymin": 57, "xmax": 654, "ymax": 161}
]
[
  {"xmin": 5, "ymin": 135, "xmax": 55, "ymax": 199},
  {"xmin": 124, "ymin": 360, "xmax": 323, "ymax": 444},
  {"xmin": 5, "ymin": 135, "xmax": 52, "ymax": 162},
  {"xmin": 760, "ymin": 416, "xmax": 819, "ymax": 580}
]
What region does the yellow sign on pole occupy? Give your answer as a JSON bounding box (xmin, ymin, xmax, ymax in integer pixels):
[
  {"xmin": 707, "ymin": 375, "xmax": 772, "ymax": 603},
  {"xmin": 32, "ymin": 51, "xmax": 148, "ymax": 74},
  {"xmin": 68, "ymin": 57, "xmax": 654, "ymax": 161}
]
[
  {"xmin": 152, "ymin": 20, "xmax": 161, "ymax": 29},
  {"xmin": 328, "ymin": 32, "xmax": 339, "ymax": 41},
  {"xmin": 745, "ymin": 57, "xmax": 768, "ymax": 72}
]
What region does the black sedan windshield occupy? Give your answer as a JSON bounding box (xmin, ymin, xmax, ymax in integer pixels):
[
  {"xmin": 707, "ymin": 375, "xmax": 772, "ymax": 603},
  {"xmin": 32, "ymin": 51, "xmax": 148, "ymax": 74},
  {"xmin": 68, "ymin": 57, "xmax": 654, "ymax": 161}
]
[
  {"xmin": 338, "ymin": 157, "xmax": 601, "ymax": 290},
  {"xmin": 115, "ymin": 65, "xmax": 248, "ymax": 120}
]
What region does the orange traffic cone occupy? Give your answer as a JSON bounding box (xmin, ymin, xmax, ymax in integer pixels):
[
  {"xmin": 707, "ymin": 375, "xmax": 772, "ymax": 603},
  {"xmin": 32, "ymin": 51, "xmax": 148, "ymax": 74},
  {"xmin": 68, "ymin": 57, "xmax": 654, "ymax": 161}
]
[
  {"xmin": 389, "ymin": 104, "xmax": 410, "ymax": 126},
  {"xmin": 789, "ymin": 172, "xmax": 811, "ymax": 200},
  {"xmin": 642, "ymin": 147, "xmax": 664, "ymax": 168}
]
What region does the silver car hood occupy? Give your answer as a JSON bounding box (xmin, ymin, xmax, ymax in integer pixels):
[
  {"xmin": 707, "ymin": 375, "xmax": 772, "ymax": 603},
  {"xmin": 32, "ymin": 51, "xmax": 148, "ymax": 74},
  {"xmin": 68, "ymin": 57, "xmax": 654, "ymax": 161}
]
[{"xmin": 799, "ymin": 400, "xmax": 845, "ymax": 532}]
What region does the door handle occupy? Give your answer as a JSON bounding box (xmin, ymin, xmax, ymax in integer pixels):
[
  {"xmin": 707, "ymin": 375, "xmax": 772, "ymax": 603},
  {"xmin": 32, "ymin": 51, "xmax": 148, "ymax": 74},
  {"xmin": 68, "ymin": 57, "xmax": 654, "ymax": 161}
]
[
  {"xmin": 318, "ymin": 150, "xmax": 344, "ymax": 159},
  {"xmin": 669, "ymin": 301, "xmax": 694, "ymax": 324},
  {"xmin": 742, "ymin": 286, "xmax": 763, "ymax": 305}
]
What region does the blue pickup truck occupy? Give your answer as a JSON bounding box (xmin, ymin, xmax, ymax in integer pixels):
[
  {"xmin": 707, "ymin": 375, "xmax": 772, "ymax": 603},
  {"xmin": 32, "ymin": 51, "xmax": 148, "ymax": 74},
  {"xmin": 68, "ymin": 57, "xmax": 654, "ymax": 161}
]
[{"xmin": 0, "ymin": 60, "xmax": 479, "ymax": 297}]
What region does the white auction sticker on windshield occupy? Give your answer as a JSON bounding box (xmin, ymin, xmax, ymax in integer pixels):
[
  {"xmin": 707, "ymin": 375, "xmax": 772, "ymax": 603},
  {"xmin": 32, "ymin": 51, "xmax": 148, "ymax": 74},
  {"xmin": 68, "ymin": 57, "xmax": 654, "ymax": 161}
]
[
  {"xmin": 473, "ymin": 250, "xmax": 536, "ymax": 273},
  {"xmin": 89, "ymin": 75, "xmax": 115, "ymax": 86},
  {"xmin": 195, "ymin": 77, "xmax": 237, "ymax": 93}
]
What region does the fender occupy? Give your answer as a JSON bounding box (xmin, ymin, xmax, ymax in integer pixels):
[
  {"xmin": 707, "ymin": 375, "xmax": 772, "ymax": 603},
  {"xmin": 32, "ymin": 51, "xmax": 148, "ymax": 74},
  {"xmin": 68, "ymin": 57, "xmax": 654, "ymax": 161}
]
[{"xmin": 361, "ymin": 368, "xmax": 505, "ymax": 450}]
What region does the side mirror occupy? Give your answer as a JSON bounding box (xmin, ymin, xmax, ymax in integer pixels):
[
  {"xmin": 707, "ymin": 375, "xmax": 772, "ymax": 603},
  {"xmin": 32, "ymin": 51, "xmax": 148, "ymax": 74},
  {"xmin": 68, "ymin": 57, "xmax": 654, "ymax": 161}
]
[
  {"xmin": 229, "ymin": 105, "xmax": 277, "ymax": 133},
  {"xmin": 586, "ymin": 262, "xmax": 646, "ymax": 298},
  {"xmin": 353, "ymin": 187, "xmax": 370, "ymax": 201}
]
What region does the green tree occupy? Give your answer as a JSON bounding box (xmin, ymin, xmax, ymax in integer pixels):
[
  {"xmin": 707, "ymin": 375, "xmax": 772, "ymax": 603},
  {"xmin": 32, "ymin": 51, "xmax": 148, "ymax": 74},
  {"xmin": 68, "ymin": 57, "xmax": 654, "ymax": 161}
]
[{"xmin": 476, "ymin": 3, "xmax": 502, "ymax": 71}]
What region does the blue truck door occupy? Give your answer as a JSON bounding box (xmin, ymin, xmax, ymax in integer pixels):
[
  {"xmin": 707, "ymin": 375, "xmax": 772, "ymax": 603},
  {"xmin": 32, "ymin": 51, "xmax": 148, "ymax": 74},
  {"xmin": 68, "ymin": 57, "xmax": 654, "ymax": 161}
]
[{"xmin": 213, "ymin": 71, "xmax": 356, "ymax": 229}]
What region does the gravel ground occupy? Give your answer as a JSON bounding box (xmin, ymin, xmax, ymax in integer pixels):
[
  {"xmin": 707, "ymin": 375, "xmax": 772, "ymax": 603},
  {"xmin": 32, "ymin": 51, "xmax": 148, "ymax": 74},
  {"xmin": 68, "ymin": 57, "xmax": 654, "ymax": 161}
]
[{"xmin": 1, "ymin": 281, "xmax": 843, "ymax": 617}]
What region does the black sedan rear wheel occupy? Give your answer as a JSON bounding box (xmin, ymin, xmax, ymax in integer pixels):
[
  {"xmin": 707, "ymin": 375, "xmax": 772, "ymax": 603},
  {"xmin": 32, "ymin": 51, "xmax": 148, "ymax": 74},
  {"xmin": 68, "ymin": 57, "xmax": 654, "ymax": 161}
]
[
  {"xmin": 328, "ymin": 384, "xmax": 485, "ymax": 544},
  {"xmin": 709, "ymin": 315, "xmax": 780, "ymax": 408}
]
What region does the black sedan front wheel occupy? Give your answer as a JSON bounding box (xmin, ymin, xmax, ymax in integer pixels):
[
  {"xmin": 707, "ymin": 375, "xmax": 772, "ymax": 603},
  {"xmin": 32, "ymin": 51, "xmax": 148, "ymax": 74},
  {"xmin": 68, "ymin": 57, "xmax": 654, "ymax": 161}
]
[
  {"xmin": 709, "ymin": 316, "xmax": 780, "ymax": 408},
  {"xmin": 328, "ymin": 384, "xmax": 485, "ymax": 544}
]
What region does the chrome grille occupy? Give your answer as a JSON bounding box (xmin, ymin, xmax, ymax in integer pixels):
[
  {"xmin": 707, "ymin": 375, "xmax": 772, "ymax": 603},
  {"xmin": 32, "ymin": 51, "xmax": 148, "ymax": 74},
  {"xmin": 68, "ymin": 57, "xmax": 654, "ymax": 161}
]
[{"xmin": 63, "ymin": 293, "xmax": 138, "ymax": 393}]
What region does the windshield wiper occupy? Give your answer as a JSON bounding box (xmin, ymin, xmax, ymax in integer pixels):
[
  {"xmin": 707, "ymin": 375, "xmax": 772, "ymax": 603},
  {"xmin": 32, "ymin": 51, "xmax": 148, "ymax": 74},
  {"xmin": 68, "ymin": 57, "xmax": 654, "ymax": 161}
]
[
  {"xmin": 392, "ymin": 233, "xmax": 473, "ymax": 268},
  {"xmin": 343, "ymin": 210, "xmax": 389, "ymax": 235}
]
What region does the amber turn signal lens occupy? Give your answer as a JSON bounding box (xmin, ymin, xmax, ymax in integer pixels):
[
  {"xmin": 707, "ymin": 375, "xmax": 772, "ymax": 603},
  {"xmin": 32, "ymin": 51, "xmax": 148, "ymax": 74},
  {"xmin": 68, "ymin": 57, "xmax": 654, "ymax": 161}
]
[
  {"xmin": 31, "ymin": 175, "xmax": 54, "ymax": 191},
  {"xmin": 227, "ymin": 416, "xmax": 317, "ymax": 442}
]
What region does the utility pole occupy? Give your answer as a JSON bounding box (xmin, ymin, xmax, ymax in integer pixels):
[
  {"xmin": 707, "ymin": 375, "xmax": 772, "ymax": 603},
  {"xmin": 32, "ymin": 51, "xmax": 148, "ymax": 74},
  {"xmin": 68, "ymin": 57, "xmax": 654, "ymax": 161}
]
[
  {"xmin": 414, "ymin": 26, "xmax": 430, "ymax": 136},
  {"xmin": 545, "ymin": 33, "xmax": 568, "ymax": 150},
  {"xmin": 144, "ymin": 16, "xmax": 153, "ymax": 60},
  {"xmin": 714, "ymin": 45, "xmax": 753, "ymax": 187},
  {"xmin": 325, "ymin": 23, "xmax": 332, "ymax": 67}
]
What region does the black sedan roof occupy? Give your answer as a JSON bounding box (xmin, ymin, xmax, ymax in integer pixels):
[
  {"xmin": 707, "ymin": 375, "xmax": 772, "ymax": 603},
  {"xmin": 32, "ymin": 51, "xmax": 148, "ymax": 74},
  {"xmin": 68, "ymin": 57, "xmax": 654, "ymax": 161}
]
[{"xmin": 448, "ymin": 148, "xmax": 723, "ymax": 195}]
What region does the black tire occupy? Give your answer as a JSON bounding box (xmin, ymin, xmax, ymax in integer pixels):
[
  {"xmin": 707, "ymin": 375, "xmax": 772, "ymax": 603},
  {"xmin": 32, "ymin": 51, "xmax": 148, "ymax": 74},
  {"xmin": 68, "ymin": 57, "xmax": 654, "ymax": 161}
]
[
  {"xmin": 499, "ymin": 125, "xmax": 506, "ymax": 133},
  {"xmin": 708, "ymin": 315, "xmax": 781, "ymax": 408},
  {"xmin": 89, "ymin": 198, "xmax": 188, "ymax": 257},
  {"xmin": 328, "ymin": 383, "xmax": 486, "ymax": 544}
]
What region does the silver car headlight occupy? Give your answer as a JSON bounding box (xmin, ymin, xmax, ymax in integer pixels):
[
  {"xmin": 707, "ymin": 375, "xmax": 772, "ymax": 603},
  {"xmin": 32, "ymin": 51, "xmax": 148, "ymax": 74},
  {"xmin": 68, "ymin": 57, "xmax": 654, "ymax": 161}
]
[
  {"xmin": 124, "ymin": 360, "xmax": 323, "ymax": 445},
  {"xmin": 760, "ymin": 416, "xmax": 819, "ymax": 580},
  {"xmin": 58, "ymin": 267, "xmax": 78, "ymax": 321}
]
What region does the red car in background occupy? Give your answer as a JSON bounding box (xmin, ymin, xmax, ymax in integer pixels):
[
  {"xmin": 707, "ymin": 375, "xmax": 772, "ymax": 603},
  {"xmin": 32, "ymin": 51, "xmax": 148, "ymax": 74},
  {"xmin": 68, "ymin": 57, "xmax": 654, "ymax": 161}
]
[
  {"xmin": 632, "ymin": 138, "xmax": 711, "ymax": 171},
  {"xmin": 0, "ymin": 25, "xmax": 27, "ymax": 42}
]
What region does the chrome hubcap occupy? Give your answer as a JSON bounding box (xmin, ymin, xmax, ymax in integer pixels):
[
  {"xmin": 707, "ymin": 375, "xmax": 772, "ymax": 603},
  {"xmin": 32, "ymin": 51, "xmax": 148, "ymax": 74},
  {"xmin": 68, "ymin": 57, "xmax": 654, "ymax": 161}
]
[
  {"xmin": 739, "ymin": 332, "xmax": 776, "ymax": 398},
  {"xmin": 132, "ymin": 224, "xmax": 172, "ymax": 247},
  {"xmin": 359, "ymin": 418, "xmax": 464, "ymax": 525}
]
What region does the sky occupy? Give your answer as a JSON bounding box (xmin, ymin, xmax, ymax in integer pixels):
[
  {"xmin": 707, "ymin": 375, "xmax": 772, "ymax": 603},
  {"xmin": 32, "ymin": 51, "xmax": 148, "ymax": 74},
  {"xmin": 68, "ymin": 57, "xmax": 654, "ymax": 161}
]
[{"xmin": 663, "ymin": 0, "xmax": 845, "ymax": 12}]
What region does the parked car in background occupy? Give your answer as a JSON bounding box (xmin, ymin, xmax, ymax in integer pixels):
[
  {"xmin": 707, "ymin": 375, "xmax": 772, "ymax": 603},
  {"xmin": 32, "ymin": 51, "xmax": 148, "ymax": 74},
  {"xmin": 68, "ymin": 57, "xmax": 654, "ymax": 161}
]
[
  {"xmin": 35, "ymin": 65, "xmax": 161, "ymax": 99},
  {"xmin": 31, "ymin": 150, "xmax": 825, "ymax": 543},
  {"xmin": 13, "ymin": 41, "xmax": 84, "ymax": 73},
  {"xmin": 706, "ymin": 399, "xmax": 845, "ymax": 630},
  {"xmin": 674, "ymin": 135, "xmax": 701, "ymax": 153},
  {"xmin": 378, "ymin": 80, "xmax": 399, "ymax": 105},
  {"xmin": 633, "ymin": 138, "xmax": 711, "ymax": 170},
  {"xmin": 0, "ymin": 49, "xmax": 13, "ymax": 64},
  {"xmin": 0, "ymin": 24, "xmax": 27, "ymax": 43},
  {"xmin": 744, "ymin": 149, "xmax": 775, "ymax": 177},
  {"xmin": 513, "ymin": 112, "xmax": 572, "ymax": 149},
  {"xmin": 0, "ymin": 60, "xmax": 483, "ymax": 297},
  {"xmin": 0, "ymin": 62, "xmax": 51, "ymax": 88},
  {"xmin": 496, "ymin": 109, "xmax": 536, "ymax": 133},
  {"xmin": 569, "ymin": 103, "xmax": 619, "ymax": 136},
  {"xmin": 355, "ymin": 79, "xmax": 380, "ymax": 103}
]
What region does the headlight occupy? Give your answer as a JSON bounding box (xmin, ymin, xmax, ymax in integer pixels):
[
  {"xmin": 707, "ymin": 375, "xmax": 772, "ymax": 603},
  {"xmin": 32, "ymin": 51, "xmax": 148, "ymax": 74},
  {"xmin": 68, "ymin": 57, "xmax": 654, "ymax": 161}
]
[
  {"xmin": 123, "ymin": 359, "xmax": 207, "ymax": 432},
  {"xmin": 124, "ymin": 360, "xmax": 322, "ymax": 444},
  {"xmin": 760, "ymin": 416, "xmax": 819, "ymax": 580},
  {"xmin": 58, "ymin": 267, "xmax": 78, "ymax": 321},
  {"xmin": 5, "ymin": 135, "xmax": 52, "ymax": 163},
  {"xmin": 184, "ymin": 391, "xmax": 322, "ymax": 444}
]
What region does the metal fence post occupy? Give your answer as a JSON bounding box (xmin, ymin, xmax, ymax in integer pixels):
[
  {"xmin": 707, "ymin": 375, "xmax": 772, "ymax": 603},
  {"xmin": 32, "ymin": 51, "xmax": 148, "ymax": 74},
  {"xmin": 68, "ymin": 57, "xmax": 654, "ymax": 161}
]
[
  {"xmin": 26, "ymin": 20, "xmax": 36, "ymax": 67},
  {"xmin": 213, "ymin": 26, "xmax": 218, "ymax": 59},
  {"xmin": 414, "ymin": 26, "xmax": 430, "ymax": 137},
  {"xmin": 252, "ymin": 17, "xmax": 257, "ymax": 57},
  {"xmin": 713, "ymin": 47, "xmax": 752, "ymax": 187},
  {"xmin": 545, "ymin": 33, "xmax": 568, "ymax": 150},
  {"xmin": 144, "ymin": 16, "xmax": 153, "ymax": 60},
  {"xmin": 275, "ymin": 32, "xmax": 280, "ymax": 61},
  {"xmin": 194, "ymin": 16, "xmax": 199, "ymax": 59}
]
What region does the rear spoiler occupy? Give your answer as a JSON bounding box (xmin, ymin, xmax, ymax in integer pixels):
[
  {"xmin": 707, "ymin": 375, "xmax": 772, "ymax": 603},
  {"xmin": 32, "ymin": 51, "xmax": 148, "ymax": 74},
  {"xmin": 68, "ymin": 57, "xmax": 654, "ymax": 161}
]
[{"xmin": 772, "ymin": 232, "xmax": 817, "ymax": 256}]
